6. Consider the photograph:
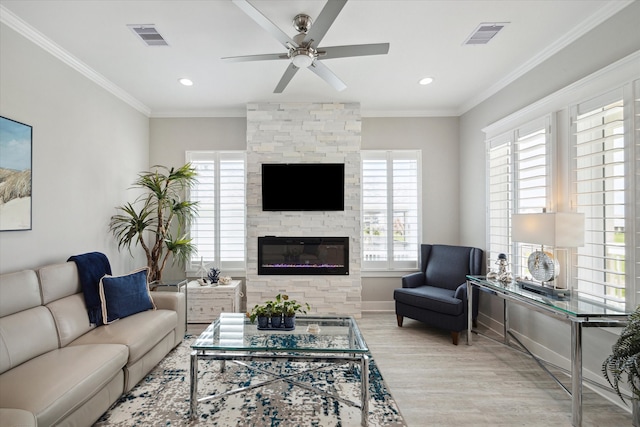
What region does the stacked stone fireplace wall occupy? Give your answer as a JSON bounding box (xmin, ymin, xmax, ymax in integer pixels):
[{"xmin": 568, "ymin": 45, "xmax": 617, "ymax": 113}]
[{"xmin": 246, "ymin": 102, "xmax": 362, "ymax": 317}]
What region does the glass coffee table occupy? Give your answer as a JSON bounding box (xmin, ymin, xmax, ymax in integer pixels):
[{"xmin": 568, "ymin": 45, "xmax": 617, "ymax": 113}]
[{"xmin": 190, "ymin": 315, "xmax": 370, "ymax": 426}]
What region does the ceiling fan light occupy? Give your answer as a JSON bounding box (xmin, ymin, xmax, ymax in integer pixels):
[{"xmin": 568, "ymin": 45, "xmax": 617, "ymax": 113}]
[
  {"xmin": 292, "ymin": 54, "xmax": 314, "ymax": 68},
  {"xmin": 289, "ymin": 47, "xmax": 316, "ymax": 68},
  {"xmin": 419, "ymin": 77, "xmax": 434, "ymax": 85}
]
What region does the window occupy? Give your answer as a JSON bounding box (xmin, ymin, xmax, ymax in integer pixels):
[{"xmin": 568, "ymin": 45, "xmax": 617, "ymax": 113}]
[
  {"xmin": 487, "ymin": 118, "xmax": 551, "ymax": 278},
  {"xmin": 362, "ymin": 150, "xmax": 421, "ymax": 270},
  {"xmin": 572, "ymin": 90, "xmax": 627, "ymax": 308},
  {"xmin": 484, "ymin": 53, "xmax": 639, "ymax": 308},
  {"xmin": 186, "ymin": 151, "xmax": 246, "ymax": 273},
  {"xmin": 487, "ymin": 134, "xmax": 513, "ymax": 269}
]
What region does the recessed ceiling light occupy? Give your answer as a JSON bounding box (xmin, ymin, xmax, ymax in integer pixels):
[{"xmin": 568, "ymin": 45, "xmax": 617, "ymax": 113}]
[
  {"xmin": 178, "ymin": 78, "xmax": 193, "ymax": 86},
  {"xmin": 418, "ymin": 77, "xmax": 434, "ymax": 85}
]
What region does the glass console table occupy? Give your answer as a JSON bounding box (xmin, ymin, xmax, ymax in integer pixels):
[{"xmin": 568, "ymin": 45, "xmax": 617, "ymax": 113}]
[{"xmin": 466, "ymin": 275, "xmax": 630, "ymax": 427}]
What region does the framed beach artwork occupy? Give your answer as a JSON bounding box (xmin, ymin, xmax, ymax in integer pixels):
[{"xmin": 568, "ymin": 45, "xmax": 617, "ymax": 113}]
[{"xmin": 0, "ymin": 116, "xmax": 32, "ymax": 231}]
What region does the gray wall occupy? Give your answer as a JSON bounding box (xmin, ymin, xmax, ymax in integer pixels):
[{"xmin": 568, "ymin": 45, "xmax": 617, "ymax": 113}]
[
  {"xmin": 0, "ymin": 23, "xmax": 149, "ymax": 275},
  {"xmin": 148, "ymin": 115, "xmax": 461, "ymax": 306},
  {"xmin": 360, "ymin": 117, "xmax": 460, "ymax": 307},
  {"xmin": 459, "ymin": 1, "xmax": 640, "ymax": 405},
  {"xmin": 149, "ymin": 117, "xmax": 247, "ymax": 283}
]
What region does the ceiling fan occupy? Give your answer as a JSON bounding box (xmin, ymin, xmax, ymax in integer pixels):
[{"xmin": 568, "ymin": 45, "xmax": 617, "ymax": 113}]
[{"xmin": 224, "ymin": 0, "xmax": 390, "ymax": 93}]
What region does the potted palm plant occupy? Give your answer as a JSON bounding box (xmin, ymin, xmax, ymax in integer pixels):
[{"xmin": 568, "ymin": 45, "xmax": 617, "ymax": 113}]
[
  {"xmin": 109, "ymin": 164, "xmax": 198, "ymax": 286},
  {"xmin": 602, "ymin": 305, "xmax": 640, "ymax": 426}
]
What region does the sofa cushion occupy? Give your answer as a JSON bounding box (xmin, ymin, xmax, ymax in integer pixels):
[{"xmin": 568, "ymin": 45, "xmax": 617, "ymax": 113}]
[
  {"xmin": 38, "ymin": 262, "xmax": 82, "ymax": 305},
  {"xmin": 0, "ymin": 343, "xmax": 127, "ymax": 427},
  {"xmin": 394, "ymin": 286, "xmax": 463, "ymax": 316},
  {"xmin": 46, "ymin": 293, "xmax": 95, "ymax": 347},
  {"xmin": 69, "ymin": 309, "xmax": 177, "ymax": 365},
  {"xmin": 0, "ymin": 270, "xmax": 41, "ymax": 317},
  {"xmin": 0, "ymin": 307, "xmax": 59, "ymax": 375},
  {"xmin": 99, "ymin": 268, "xmax": 155, "ymax": 324},
  {"xmin": 0, "ymin": 408, "xmax": 37, "ymax": 427}
]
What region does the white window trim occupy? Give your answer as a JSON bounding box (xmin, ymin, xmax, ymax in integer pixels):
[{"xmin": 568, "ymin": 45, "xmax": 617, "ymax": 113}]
[
  {"xmin": 185, "ymin": 150, "xmax": 247, "ymax": 276},
  {"xmin": 486, "ymin": 115, "xmax": 552, "ymax": 279},
  {"xmin": 483, "ymin": 52, "xmax": 639, "ymax": 309},
  {"xmin": 361, "ymin": 150, "xmax": 422, "ymax": 272}
]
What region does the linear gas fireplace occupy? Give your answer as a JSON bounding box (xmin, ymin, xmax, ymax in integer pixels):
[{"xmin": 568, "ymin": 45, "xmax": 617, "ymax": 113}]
[{"xmin": 258, "ymin": 236, "xmax": 349, "ymax": 275}]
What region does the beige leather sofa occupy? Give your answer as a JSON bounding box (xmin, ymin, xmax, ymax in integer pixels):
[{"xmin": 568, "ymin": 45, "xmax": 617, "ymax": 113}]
[{"xmin": 0, "ymin": 261, "xmax": 186, "ymax": 427}]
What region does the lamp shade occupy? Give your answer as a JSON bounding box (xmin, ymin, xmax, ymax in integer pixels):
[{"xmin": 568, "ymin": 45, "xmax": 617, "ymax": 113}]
[{"xmin": 512, "ymin": 212, "xmax": 585, "ymax": 247}]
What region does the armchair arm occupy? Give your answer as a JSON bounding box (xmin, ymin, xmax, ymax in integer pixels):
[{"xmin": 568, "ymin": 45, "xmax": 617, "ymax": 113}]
[{"xmin": 402, "ymin": 272, "xmax": 426, "ymax": 288}]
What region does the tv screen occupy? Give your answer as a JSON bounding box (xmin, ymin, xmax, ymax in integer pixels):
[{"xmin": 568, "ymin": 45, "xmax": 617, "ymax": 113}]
[{"xmin": 262, "ymin": 163, "xmax": 345, "ymax": 211}]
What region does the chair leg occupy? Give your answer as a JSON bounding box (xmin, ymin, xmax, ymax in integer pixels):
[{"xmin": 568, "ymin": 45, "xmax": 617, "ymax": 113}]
[
  {"xmin": 451, "ymin": 331, "xmax": 459, "ymax": 345},
  {"xmin": 473, "ymin": 318, "xmax": 478, "ymax": 328},
  {"xmin": 396, "ymin": 314, "xmax": 404, "ymax": 327}
]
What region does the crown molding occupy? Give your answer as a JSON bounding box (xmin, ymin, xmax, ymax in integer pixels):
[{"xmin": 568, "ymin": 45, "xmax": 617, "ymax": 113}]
[
  {"xmin": 458, "ymin": 0, "xmax": 635, "ymax": 115},
  {"xmin": 361, "ymin": 109, "xmax": 458, "ymax": 118},
  {"xmin": 149, "ymin": 107, "xmax": 458, "ymax": 119},
  {"xmin": 0, "ymin": 5, "xmax": 151, "ymax": 117},
  {"xmin": 150, "ymin": 109, "xmax": 247, "ymax": 118},
  {"xmin": 482, "ymin": 50, "xmax": 640, "ymax": 137}
]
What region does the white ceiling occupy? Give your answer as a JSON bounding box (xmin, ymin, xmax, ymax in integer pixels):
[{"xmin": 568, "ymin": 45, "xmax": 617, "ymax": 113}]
[{"xmin": 0, "ymin": 0, "xmax": 631, "ymax": 117}]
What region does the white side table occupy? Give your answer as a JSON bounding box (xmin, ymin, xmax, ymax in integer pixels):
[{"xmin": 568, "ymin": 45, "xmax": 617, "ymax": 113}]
[{"xmin": 180, "ymin": 280, "xmax": 242, "ymax": 323}]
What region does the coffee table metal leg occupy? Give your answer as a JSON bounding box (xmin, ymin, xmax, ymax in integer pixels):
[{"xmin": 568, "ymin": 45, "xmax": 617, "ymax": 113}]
[
  {"xmin": 190, "ymin": 351, "xmax": 199, "ymax": 420},
  {"xmin": 361, "ymin": 354, "xmax": 369, "ymax": 427}
]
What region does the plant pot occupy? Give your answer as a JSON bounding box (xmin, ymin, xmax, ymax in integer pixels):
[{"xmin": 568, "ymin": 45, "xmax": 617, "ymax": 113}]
[
  {"xmin": 257, "ymin": 315, "xmax": 269, "ymax": 329},
  {"xmin": 284, "ymin": 315, "xmax": 296, "ymax": 329},
  {"xmin": 633, "ymin": 398, "xmax": 640, "ymax": 427},
  {"xmin": 270, "ymin": 315, "xmax": 282, "ymax": 328}
]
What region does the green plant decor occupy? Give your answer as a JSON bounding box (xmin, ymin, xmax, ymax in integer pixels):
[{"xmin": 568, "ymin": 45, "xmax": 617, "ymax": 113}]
[
  {"xmin": 277, "ymin": 294, "xmax": 311, "ymax": 317},
  {"xmin": 268, "ymin": 300, "xmax": 283, "ymax": 317},
  {"xmin": 602, "ymin": 305, "xmax": 640, "ymax": 403},
  {"xmin": 247, "ymin": 303, "xmax": 272, "ymax": 323},
  {"xmin": 109, "ymin": 164, "xmax": 198, "ymax": 285},
  {"xmin": 246, "ymin": 295, "xmax": 311, "ymax": 323}
]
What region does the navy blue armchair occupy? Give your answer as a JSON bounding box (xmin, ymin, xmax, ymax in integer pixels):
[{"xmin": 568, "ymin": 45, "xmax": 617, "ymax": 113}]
[{"xmin": 394, "ymin": 244, "xmax": 483, "ymax": 345}]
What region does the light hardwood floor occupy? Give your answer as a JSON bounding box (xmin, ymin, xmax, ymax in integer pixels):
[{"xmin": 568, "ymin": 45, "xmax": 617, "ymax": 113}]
[
  {"xmin": 188, "ymin": 312, "xmax": 632, "ymax": 426},
  {"xmin": 359, "ymin": 311, "xmax": 631, "ymax": 427}
]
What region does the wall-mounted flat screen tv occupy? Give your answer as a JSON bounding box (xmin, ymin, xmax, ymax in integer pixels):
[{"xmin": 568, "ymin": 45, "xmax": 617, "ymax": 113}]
[{"xmin": 262, "ymin": 163, "xmax": 345, "ymax": 211}]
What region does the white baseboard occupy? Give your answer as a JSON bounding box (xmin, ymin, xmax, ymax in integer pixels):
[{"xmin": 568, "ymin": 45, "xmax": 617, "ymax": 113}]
[{"xmin": 475, "ymin": 314, "xmax": 630, "ymax": 414}]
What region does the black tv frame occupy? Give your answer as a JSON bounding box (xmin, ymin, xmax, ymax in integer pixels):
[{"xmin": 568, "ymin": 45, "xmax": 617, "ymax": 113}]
[{"xmin": 261, "ymin": 163, "xmax": 345, "ymax": 211}]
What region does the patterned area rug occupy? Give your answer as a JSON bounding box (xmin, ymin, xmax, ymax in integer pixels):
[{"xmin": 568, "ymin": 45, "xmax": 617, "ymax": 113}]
[{"xmin": 95, "ymin": 336, "xmax": 406, "ymax": 426}]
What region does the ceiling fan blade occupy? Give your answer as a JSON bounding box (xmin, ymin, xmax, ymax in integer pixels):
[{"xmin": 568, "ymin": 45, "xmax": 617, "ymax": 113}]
[
  {"xmin": 303, "ymin": 0, "xmax": 347, "ymax": 47},
  {"xmin": 309, "ymin": 61, "xmax": 347, "ymax": 92},
  {"xmin": 274, "ymin": 63, "xmax": 300, "ymax": 93},
  {"xmin": 232, "ymin": 0, "xmax": 298, "ymax": 49},
  {"xmin": 222, "ymin": 53, "xmax": 289, "ymax": 62},
  {"xmin": 320, "ymin": 43, "xmax": 390, "ymax": 60}
]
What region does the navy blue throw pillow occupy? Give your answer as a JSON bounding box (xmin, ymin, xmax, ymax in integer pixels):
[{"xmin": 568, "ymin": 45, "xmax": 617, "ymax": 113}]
[{"xmin": 99, "ymin": 267, "xmax": 155, "ymax": 323}]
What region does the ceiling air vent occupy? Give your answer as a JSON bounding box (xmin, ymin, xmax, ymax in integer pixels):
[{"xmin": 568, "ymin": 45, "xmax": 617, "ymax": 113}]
[
  {"xmin": 463, "ymin": 22, "xmax": 509, "ymax": 45},
  {"xmin": 127, "ymin": 25, "xmax": 169, "ymax": 47}
]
